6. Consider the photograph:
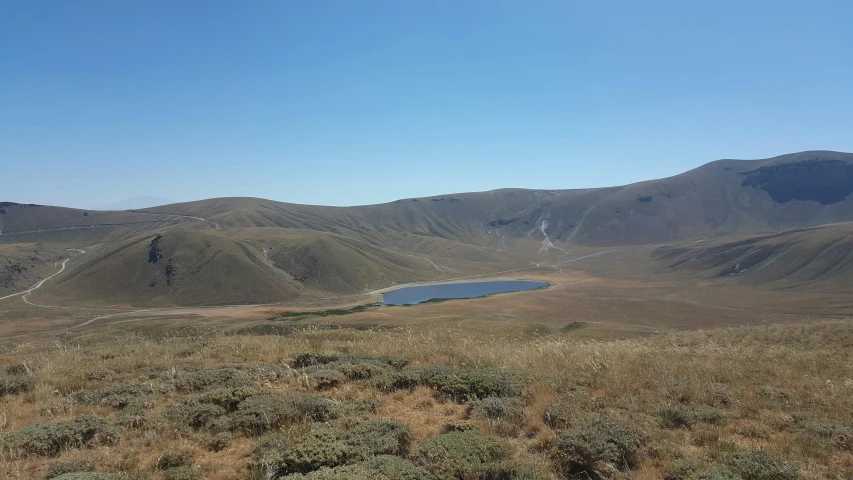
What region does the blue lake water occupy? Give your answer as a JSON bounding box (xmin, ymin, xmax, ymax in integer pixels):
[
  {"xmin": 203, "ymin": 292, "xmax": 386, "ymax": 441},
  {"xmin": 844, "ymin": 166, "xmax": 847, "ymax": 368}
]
[{"xmin": 381, "ymin": 280, "xmax": 550, "ymax": 306}]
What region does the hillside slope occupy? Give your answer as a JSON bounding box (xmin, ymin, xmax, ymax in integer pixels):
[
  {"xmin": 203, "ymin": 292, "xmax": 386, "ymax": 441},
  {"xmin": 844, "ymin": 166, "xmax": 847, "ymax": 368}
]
[
  {"xmin": 652, "ymin": 222, "xmax": 853, "ymax": 291},
  {"xmin": 40, "ymin": 228, "xmax": 457, "ymax": 306},
  {"xmin": 140, "ymin": 151, "xmax": 853, "ymax": 246}
]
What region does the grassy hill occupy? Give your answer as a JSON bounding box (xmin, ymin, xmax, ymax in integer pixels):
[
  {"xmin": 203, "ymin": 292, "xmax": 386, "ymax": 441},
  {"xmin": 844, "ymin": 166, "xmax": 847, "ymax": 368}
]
[
  {"xmin": 653, "ymin": 222, "xmax": 853, "ymax": 291},
  {"xmin": 3, "ymin": 150, "xmax": 853, "ymax": 307},
  {"xmin": 140, "ymin": 151, "xmax": 853, "ymax": 247}
]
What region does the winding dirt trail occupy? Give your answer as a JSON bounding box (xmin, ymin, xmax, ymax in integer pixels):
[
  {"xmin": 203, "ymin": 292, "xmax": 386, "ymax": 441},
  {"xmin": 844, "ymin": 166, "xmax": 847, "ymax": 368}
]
[{"xmin": 0, "ymin": 248, "xmax": 85, "ymax": 301}]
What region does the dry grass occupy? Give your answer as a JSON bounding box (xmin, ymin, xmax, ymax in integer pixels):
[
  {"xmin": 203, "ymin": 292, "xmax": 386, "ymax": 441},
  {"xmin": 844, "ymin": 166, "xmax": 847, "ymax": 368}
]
[{"xmin": 0, "ymin": 320, "xmax": 850, "ymax": 479}]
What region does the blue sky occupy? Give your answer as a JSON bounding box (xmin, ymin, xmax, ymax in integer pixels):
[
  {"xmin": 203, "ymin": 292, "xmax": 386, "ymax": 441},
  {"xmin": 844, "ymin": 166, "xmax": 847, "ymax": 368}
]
[{"xmin": 2, "ymin": 1, "xmax": 852, "ymax": 208}]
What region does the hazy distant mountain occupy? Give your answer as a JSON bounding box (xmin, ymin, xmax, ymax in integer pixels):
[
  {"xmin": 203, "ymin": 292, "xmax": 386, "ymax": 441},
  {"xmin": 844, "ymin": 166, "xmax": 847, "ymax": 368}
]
[{"xmin": 99, "ymin": 196, "xmax": 173, "ymax": 211}]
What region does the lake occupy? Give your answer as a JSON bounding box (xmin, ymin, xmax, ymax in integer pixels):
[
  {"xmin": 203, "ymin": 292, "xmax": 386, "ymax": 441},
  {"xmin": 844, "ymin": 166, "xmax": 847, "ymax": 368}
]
[{"xmin": 381, "ymin": 280, "xmax": 550, "ymax": 306}]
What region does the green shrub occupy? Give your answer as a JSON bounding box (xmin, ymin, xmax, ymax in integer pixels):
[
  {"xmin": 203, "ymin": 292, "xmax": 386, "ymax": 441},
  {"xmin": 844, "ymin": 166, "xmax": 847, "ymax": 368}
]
[
  {"xmin": 0, "ymin": 373, "xmax": 33, "ymax": 396},
  {"xmin": 116, "ymin": 407, "xmax": 149, "ymax": 429},
  {"xmin": 658, "ymin": 406, "xmax": 697, "ymax": 429},
  {"xmin": 279, "ymin": 455, "xmax": 435, "ymax": 480},
  {"xmin": 468, "ymin": 397, "xmax": 524, "ymax": 421},
  {"xmin": 725, "ymin": 449, "xmax": 799, "ymax": 480},
  {"xmin": 413, "ymin": 430, "xmax": 514, "ymax": 479},
  {"xmin": 293, "ymin": 353, "xmax": 341, "ymax": 368},
  {"xmin": 86, "ymin": 367, "xmax": 116, "ymax": 382},
  {"xmin": 73, "ymin": 384, "xmax": 153, "ymax": 409},
  {"xmin": 797, "ymin": 421, "xmax": 853, "ymax": 451},
  {"xmin": 658, "ymin": 406, "xmax": 726, "ymax": 429},
  {"xmin": 699, "ymin": 467, "xmax": 740, "ymax": 480},
  {"xmin": 208, "ymin": 432, "xmax": 233, "ymax": 452},
  {"xmin": 0, "ymin": 414, "xmax": 118, "ymax": 457},
  {"xmin": 161, "ymin": 467, "xmax": 199, "ymax": 480},
  {"xmin": 262, "ymin": 427, "xmax": 353, "ymax": 475},
  {"xmin": 307, "ymin": 369, "xmax": 346, "ymax": 390},
  {"xmin": 442, "ymin": 419, "xmax": 476, "ymax": 433},
  {"xmin": 543, "ymin": 400, "xmax": 575, "ymax": 430},
  {"xmin": 226, "ymin": 394, "xmax": 339, "ymax": 435},
  {"xmin": 664, "ymin": 456, "xmax": 701, "ymax": 480},
  {"xmin": 328, "ymin": 361, "xmax": 389, "ymax": 381},
  {"xmin": 50, "ymin": 474, "xmax": 147, "ymax": 480},
  {"xmin": 165, "ymin": 402, "xmax": 225, "ymax": 430},
  {"xmin": 373, "ymin": 370, "xmax": 421, "ymax": 393},
  {"xmin": 349, "ymin": 419, "xmax": 412, "ymax": 457},
  {"xmin": 418, "ymin": 366, "xmax": 526, "ymax": 402},
  {"xmin": 199, "ymin": 385, "xmax": 266, "ymax": 412},
  {"xmin": 554, "ymin": 417, "xmax": 646, "ymax": 475},
  {"xmin": 156, "ymin": 449, "xmax": 193, "ymax": 470},
  {"xmin": 694, "ymin": 408, "xmax": 726, "ymax": 425},
  {"xmin": 46, "ymin": 459, "xmax": 95, "ymax": 479}
]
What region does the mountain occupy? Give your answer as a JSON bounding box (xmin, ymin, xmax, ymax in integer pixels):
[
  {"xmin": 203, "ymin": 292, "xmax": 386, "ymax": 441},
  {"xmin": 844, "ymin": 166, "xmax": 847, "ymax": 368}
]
[
  {"xmin": 98, "ymin": 196, "xmax": 174, "ymax": 211},
  {"xmin": 140, "ymin": 150, "xmax": 853, "ymax": 246},
  {"xmin": 2, "ymin": 150, "xmax": 853, "ymax": 306}
]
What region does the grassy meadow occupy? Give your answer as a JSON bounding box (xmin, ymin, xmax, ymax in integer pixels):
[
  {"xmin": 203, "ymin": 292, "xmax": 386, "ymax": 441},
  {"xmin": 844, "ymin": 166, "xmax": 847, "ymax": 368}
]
[{"xmin": 0, "ymin": 319, "xmax": 850, "ymax": 479}]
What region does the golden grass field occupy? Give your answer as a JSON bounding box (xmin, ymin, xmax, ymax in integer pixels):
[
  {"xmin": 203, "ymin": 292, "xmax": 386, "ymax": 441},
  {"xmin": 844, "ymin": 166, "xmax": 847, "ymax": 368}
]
[{"xmin": 0, "ymin": 242, "xmax": 851, "ymax": 480}]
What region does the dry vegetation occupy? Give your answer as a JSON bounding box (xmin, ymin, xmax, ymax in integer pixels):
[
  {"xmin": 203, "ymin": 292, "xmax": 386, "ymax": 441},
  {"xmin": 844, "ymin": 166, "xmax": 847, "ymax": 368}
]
[{"xmin": 0, "ymin": 320, "xmax": 850, "ymax": 479}]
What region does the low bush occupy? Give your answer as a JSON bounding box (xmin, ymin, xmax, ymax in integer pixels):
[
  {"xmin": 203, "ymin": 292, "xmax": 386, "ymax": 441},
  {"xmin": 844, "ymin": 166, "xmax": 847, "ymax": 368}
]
[
  {"xmin": 418, "ymin": 366, "xmax": 526, "ymax": 402},
  {"xmin": 86, "ymin": 367, "xmax": 116, "ymax": 382},
  {"xmin": 797, "ymin": 421, "xmax": 853, "ymax": 451},
  {"xmin": 658, "ymin": 406, "xmax": 697, "ymax": 429},
  {"xmin": 413, "ymin": 430, "xmax": 514, "ymax": 479},
  {"xmin": 725, "ymin": 449, "xmax": 799, "ymax": 480},
  {"xmin": 0, "ymin": 414, "xmax": 118, "ymax": 457},
  {"xmin": 208, "ymin": 432, "xmax": 233, "ymax": 452},
  {"xmin": 46, "ymin": 459, "xmax": 95, "ymax": 479},
  {"xmin": 116, "ymin": 407, "xmax": 149, "ymax": 429},
  {"xmin": 349, "ymin": 419, "xmax": 412, "ymax": 457},
  {"xmin": 199, "ymin": 385, "xmax": 266, "ymax": 412},
  {"xmin": 161, "ymin": 468, "xmax": 199, "ymax": 480},
  {"xmin": 543, "ymin": 400, "xmax": 575, "ymax": 430},
  {"xmin": 156, "ymin": 449, "xmax": 194, "ymax": 470},
  {"xmin": 658, "ymin": 406, "xmax": 726, "ymax": 429},
  {"xmin": 259, "ymin": 427, "xmax": 353, "ymax": 476},
  {"xmin": 73, "ymin": 384, "xmax": 153, "ymax": 409},
  {"xmin": 226, "ymin": 394, "xmax": 339, "ymax": 435},
  {"xmin": 279, "ymin": 455, "xmax": 436, "ymax": 480},
  {"xmin": 468, "ymin": 397, "xmax": 525, "ymax": 421},
  {"xmin": 553, "ymin": 417, "xmax": 646, "ymax": 475},
  {"xmin": 50, "ymin": 474, "xmax": 148, "ymax": 480},
  {"xmin": 165, "ymin": 402, "xmax": 225, "ymax": 430},
  {"xmin": 663, "ymin": 455, "xmax": 701, "ymax": 480},
  {"xmin": 0, "ymin": 373, "xmax": 33, "ymax": 397},
  {"xmin": 442, "ymin": 419, "xmax": 476, "ymax": 433},
  {"xmin": 293, "ymin": 353, "xmax": 341, "ymax": 368},
  {"xmin": 307, "ymin": 369, "xmax": 346, "ymax": 390}
]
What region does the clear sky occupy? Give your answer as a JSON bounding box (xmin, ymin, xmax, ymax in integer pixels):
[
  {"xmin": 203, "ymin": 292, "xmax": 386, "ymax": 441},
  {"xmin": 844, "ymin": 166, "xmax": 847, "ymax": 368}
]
[{"xmin": 2, "ymin": 1, "xmax": 852, "ymax": 209}]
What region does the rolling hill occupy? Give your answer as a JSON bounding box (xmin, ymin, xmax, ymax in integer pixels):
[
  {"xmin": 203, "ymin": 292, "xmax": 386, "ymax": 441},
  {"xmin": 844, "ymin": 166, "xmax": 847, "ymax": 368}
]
[{"xmin": 2, "ymin": 150, "xmax": 853, "ymax": 306}]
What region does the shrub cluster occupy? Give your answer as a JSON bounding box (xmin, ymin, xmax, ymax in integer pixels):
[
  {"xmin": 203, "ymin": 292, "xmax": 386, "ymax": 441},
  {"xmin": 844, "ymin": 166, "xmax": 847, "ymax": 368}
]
[
  {"xmin": 279, "ymin": 455, "xmax": 435, "ymax": 480},
  {"xmin": 164, "ymin": 386, "xmax": 339, "ymax": 435},
  {"xmin": 73, "ymin": 384, "xmax": 153, "ymax": 409},
  {"xmin": 797, "ymin": 421, "xmax": 853, "ymax": 451},
  {"xmin": 252, "ymin": 419, "xmax": 413, "ymax": 478},
  {"xmin": 46, "ymin": 459, "xmax": 95, "ymax": 479},
  {"xmin": 0, "ymin": 372, "xmax": 33, "ymax": 397},
  {"xmin": 374, "ymin": 365, "xmax": 526, "ymax": 402},
  {"xmin": 412, "ymin": 430, "xmax": 515, "ymax": 479},
  {"xmin": 553, "ymin": 417, "xmax": 646, "ymax": 475},
  {"xmin": 657, "ymin": 406, "xmax": 726, "ymax": 429},
  {"xmin": 0, "ymin": 414, "xmax": 118, "ymax": 457}
]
